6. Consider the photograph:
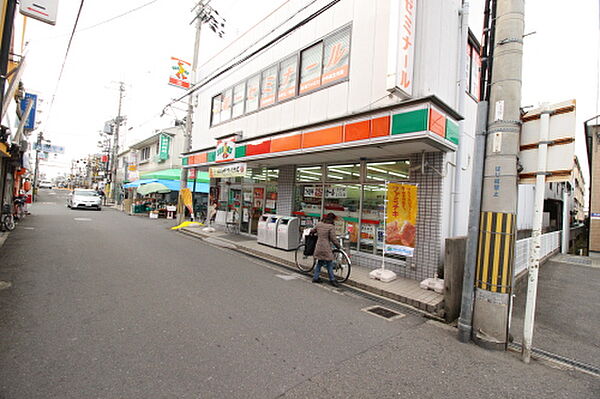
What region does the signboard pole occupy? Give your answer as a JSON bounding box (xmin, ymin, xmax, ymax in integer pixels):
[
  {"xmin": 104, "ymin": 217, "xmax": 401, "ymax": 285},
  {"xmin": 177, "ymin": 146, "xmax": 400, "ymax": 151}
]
[{"xmin": 522, "ymin": 105, "xmax": 550, "ymax": 363}]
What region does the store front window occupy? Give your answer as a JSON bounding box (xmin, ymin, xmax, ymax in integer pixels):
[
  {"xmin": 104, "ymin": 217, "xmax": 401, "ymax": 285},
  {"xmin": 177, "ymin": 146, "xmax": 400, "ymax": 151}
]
[
  {"xmin": 327, "ymin": 163, "xmax": 360, "ymax": 181},
  {"xmin": 365, "ymin": 160, "xmax": 410, "ymax": 181},
  {"xmin": 294, "ymin": 159, "xmax": 410, "ymax": 257}
]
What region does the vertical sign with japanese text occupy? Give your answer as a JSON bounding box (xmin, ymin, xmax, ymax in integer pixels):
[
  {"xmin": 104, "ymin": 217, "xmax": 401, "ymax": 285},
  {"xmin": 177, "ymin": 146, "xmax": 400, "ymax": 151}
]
[
  {"xmin": 20, "ymin": 93, "xmax": 37, "ymax": 130},
  {"xmin": 385, "ymin": 183, "xmax": 418, "ymax": 257},
  {"xmin": 388, "ymin": 0, "xmax": 416, "ymax": 97},
  {"xmin": 397, "ymin": 0, "xmax": 415, "ymax": 96},
  {"xmin": 158, "ymin": 134, "xmax": 171, "ymax": 161}
]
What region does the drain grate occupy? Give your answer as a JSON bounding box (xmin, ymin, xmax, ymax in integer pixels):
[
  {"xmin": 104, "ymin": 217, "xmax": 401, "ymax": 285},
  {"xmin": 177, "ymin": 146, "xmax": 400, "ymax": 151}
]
[{"xmin": 363, "ymin": 306, "xmax": 405, "ymax": 320}]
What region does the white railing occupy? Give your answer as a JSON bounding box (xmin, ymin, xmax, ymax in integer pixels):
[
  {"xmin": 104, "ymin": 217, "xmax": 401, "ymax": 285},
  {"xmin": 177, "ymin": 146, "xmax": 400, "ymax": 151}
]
[{"xmin": 514, "ymin": 231, "xmax": 561, "ymax": 276}]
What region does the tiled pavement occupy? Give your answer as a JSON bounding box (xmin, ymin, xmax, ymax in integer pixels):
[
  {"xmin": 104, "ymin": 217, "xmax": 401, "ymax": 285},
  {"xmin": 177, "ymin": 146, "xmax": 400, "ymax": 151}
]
[{"xmin": 179, "ymin": 225, "xmax": 445, "ymax": 316}]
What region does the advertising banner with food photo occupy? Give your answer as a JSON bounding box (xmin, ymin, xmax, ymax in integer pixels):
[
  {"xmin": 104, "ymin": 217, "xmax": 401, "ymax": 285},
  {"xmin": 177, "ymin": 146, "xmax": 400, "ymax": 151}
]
[{"xmin": 384, "ymin": 183, "xmax": 418, "ymax": 257}]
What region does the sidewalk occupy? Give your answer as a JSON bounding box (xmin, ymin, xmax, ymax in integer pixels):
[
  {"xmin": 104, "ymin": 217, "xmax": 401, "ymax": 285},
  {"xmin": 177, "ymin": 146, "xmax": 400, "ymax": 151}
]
[{"xmin": 178, "ymin": 225, "xmax": 444, "ymax": 317}]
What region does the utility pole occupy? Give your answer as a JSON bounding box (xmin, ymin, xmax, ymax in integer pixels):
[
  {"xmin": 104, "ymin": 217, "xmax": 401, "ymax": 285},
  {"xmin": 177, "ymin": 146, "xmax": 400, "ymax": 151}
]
[
  {"xmin": 111, "ymin": 82, "xmax": 125, "ymax": 204},
  {"xmin": 471, "ymin": 0, "xmax": 525, "ymax": 350},
  {"xmin": 178, "ymin": 0, "xmax": 225, "ymax": 223},
  {"xmin": 32, "ymin": 131, "xmax": 44, "ymax": 202}
]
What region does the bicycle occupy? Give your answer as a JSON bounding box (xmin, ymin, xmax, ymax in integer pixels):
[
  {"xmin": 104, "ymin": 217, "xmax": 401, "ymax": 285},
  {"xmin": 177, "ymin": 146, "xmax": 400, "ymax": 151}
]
[
  {"xmin": 295, "ymin": 230, "xmax": 352, "ymax": 283},
  {"xmin": 13, "ymin": 195, "xmax": 25, "ymax": 221},
  {"xmin": 0, "ymin": 204, "xmax": 15, "ymax": 231}
]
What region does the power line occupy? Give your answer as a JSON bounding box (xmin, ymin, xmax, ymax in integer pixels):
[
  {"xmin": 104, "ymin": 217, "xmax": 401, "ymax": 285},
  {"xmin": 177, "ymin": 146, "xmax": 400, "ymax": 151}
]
[
  {"xmin": 75, "ymin": 0, "xmax": 162, "ymax": 34},
  {"xmin": 163, "ymin": 0, "xmax": 339, "ymax": 110},
  {"xmin": 45, "ymin": 0, "xmax": 86, "ymax": 130}
]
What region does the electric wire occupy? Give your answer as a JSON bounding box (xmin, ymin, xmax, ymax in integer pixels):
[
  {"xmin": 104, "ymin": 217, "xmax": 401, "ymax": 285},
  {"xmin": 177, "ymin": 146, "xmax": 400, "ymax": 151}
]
[
  {"xmin": 45, "ymin": 0, "xmax": 86, "ymax": 131},
  {"xmin": 74, "ymin": 0, "xmax": 161, "ymax": 34},
  {"xmin": 163, "ymin": 0, "xmax": 340, "ymax": 111}
]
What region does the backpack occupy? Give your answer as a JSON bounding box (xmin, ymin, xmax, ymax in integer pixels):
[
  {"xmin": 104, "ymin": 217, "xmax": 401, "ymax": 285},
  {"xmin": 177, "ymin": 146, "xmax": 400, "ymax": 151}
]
[{"xmin": 303, "ymin": 233, "xmax": 318, "ymax": 256}]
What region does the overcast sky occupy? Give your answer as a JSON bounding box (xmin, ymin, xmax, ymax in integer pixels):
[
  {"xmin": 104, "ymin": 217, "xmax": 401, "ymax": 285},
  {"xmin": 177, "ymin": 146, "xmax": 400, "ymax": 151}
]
[{"xmin": 17, "ymin": 0, "xmax": 600, "ymax": 182}]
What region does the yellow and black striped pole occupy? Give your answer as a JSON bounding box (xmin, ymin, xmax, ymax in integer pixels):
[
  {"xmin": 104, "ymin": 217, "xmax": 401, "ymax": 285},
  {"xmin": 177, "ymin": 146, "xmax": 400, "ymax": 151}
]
[
  {"xmin": 471, "ymin": 0, "xmax": 525, "ymax": 351},
  {"xmin": 476, "ymin": 212, "xmax": 515, "ymax": 295}
]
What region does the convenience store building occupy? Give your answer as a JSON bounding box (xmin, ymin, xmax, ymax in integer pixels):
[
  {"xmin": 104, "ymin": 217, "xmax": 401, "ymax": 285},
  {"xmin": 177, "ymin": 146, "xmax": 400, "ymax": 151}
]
[{"xmin": 183, "ymin": 0, "xmax": 481, "ymax": 280}]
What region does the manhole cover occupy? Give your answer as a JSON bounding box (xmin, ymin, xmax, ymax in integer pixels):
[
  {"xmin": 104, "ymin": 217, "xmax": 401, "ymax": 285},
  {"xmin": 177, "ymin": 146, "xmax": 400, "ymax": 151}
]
[{"xmin": 363, "ymin": 306, "xmax": 405, "ymax": 320}]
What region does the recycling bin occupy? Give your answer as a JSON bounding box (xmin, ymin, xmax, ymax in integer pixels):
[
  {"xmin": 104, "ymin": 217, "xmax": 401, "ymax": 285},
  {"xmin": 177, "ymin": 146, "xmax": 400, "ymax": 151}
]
[
  {"xmin": 257, "ymin": 214, "xmax": 272, "ymax": 245},
  {"xmin": 265, "ymin": 215, "xmax": 282, "ymax": 247},
  {"xmin": 276, "ymin": 217, "xmax": 300, "ymax": 250}
]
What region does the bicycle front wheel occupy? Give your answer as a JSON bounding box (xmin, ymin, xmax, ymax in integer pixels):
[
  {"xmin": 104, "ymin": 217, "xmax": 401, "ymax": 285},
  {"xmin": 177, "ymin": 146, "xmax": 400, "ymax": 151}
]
[
  {"xmin": 2, "ymin": 214, "xmax": 15, "ymax": 231},
  {"xmin": 332, "ymin": 249, "xmax": 351, "ymax": 283},
  {"xmin": 295, "ymin": 244, "xmax": 315, "ymax": 273}
]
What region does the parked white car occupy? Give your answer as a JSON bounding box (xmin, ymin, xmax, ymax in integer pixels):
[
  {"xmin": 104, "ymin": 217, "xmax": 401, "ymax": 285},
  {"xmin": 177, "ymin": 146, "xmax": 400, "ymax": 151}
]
[
  {"xmin": 67, "ymin": 189, "xmax": 102, "ymax": 210},
  {"xmin": 39, "ymin": 181, "xmax": 53, "ymax": 189}
]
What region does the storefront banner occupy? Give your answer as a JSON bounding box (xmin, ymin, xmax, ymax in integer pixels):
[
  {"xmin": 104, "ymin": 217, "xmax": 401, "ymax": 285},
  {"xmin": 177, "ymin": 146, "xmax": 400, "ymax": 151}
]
[
  {"xmin": 180, "ymin": 188, "xmax": 193, "ymax": 214},
  {"xmin": 209, "ymin": 162, "xmax": 247, "ymax": 178},
  {"xmin": 215, "ymin": 138, "xmax": 236, "ymax": 163},
  {"xmin": 384, "ymin": 183, "xmax": 417, "ymax": 257},
  {"xmin": 158, "ymin": 134, "xmax": 171, "ymax": 161},
  {"xmin": 591, "ymin": 213, "xmax": 600, "ymax": 220}
]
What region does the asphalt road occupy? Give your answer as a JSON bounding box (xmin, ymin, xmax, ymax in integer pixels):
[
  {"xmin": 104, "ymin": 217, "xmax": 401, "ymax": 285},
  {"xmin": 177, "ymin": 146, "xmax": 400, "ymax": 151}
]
[
  {"xmin": 511, "ymin": 257, "xmax": 600, "ymax": 367},
  {"xmin": 0, "ymin": 190, "xmax": 598, "ymax": 398}
]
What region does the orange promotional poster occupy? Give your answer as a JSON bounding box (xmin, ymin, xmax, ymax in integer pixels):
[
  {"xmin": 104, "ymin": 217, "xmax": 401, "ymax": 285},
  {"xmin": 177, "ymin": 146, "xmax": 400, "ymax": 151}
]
[{"xmin": 385, "ymin": 183, "xmax": 418, "ymax": 257}]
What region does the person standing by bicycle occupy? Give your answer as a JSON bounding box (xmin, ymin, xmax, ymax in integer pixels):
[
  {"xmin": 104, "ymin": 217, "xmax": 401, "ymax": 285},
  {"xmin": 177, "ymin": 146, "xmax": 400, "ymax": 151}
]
[{"xmin": 311, "ymin": 212, "xmax": 341, "ymax": 287}]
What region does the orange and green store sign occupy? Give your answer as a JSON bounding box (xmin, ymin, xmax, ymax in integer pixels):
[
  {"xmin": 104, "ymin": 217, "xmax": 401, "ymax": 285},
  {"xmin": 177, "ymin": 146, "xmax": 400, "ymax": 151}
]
[{"xmin": 183, "ymin": 98, "xmax": 461, "ymax": 281}]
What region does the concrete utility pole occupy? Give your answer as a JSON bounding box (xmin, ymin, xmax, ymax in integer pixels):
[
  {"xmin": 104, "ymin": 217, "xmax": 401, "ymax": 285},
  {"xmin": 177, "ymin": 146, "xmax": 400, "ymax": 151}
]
[
  {"xmin": 32, "ymin": 131, "xmax": 44, "ymax": 202},
  {"xmin": 111, "ymin": 82, "xmax": 125, "ymax": 204},
  {"xmin": 178, "ymin": 0, "xmax": 225, "ymax": 223},
  {"xmin": 471, "ymin": 0, "xmax": 525, "ymax": 350}
]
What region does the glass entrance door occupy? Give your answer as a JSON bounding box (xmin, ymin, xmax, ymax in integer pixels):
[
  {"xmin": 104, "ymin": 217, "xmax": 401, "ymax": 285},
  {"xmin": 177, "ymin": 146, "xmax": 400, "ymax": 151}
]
[
  {"xmin": 250, "ymin": 186, "xmax": 265, "ymax": 235},
  {"xmin": 241, "ymin": 186, "xmax": 253, "ymax": 233}
]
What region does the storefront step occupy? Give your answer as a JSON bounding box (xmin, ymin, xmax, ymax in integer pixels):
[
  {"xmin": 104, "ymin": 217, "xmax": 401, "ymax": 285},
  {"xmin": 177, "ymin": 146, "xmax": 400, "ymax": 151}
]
[{"xmin": 178, "ymin": 226, "xmax": 444, "ymax": 318}]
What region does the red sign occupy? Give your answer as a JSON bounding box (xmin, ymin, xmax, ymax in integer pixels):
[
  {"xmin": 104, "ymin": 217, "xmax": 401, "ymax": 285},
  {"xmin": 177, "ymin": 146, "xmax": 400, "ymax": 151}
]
[
  {"xmin": 169, "ymin": 57, "xmax": 191, "ymax": 89},
  {"xmin": 188, "ymin": 168, "xmax": 197, "ymax": 179},
  {"xmin": 101, "ymin": 155, "xmax": 108, "ymax": 163}
]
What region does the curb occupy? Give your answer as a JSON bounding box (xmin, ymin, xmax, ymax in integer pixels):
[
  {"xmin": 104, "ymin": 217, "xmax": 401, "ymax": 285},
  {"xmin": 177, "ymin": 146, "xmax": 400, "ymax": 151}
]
[{"xmin": 178, "ymin": 227, "xmax": 445, "ymax": 319}]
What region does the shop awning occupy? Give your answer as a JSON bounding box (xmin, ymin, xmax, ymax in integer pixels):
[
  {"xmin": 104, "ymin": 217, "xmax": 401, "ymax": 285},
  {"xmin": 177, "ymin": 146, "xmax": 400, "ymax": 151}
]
[
  {"xmin": 123, "ymin": 178, "xmax": 208, "ymax": 193},
  {"xmin": 140, "ymin": 168, "xmax": 209, "ymax": 183}
]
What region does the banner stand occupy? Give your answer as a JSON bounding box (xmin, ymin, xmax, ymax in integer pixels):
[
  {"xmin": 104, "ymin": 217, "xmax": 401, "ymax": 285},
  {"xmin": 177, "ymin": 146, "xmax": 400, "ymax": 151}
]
[{"xmin": 369, "ymin": 181, "xmax": 398, "ymax": 283}]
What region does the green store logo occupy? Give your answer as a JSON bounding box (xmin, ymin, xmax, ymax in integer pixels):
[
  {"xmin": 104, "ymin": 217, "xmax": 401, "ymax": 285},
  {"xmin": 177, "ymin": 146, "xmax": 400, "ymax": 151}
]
[{"xmin": 218, "ymin": 142, "xmax": 233, "ymax": 159}]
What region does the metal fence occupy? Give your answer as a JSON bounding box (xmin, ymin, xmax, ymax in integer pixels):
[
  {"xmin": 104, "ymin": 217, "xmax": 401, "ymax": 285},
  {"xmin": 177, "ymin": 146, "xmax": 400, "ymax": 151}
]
[{"xmin": 514, "ymin": 231, "xmax": 561, "ymax": 276}]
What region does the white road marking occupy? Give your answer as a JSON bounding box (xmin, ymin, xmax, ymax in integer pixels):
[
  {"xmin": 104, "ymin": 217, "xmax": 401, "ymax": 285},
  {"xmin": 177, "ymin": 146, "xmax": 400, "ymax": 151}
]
[
  {"xmin": 276, "ymin": 274, "xmax": 298, "ymax": 281},
  {"xmin": 23, "ymin": 227, "xmax": 35, "ymax": 230},
  {"xmin": 74, "ymin": 218, "xmax": 92, "ymax": 221}
]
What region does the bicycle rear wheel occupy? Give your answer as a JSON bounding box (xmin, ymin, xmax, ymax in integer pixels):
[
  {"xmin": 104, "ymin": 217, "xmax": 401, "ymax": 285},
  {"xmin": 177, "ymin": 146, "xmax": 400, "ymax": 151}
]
[
  {"xmin": 295, "ymin": 244, "xmax": 315, "ymax": 273},
  {"xmin": 1, "ymin": 214, "xmax": 15, "ymax": 231},
  {"xmin": 332, "ymin": 249, "xmax": 351, "ymax": 283}
]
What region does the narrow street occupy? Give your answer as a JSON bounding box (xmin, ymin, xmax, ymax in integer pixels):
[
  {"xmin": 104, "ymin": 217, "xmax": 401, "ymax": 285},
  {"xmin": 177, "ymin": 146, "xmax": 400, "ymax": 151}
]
[{"xmin": 0, "ymin": 190, "xmax": 598, "ymax": 398}]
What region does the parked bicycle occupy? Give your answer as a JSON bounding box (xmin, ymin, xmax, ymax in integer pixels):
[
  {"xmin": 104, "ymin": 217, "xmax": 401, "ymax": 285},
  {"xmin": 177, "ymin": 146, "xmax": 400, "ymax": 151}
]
[
  {"xmin": 13, "ymin": 195, "xmax": 26, "ymax": 221},
  {"xmin": 295, "ymin": 229, "xmax": 352, "ymax": 283},
  {"xmin": 0, "ymin": 203, "xmax": 15, "ymax": 231}
]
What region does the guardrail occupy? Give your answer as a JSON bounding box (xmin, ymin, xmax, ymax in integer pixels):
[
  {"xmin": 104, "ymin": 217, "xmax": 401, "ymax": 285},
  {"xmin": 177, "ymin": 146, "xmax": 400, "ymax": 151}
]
[{"xmin": 514, "ymin": 231, "xmax": 561, "ymax": 276}]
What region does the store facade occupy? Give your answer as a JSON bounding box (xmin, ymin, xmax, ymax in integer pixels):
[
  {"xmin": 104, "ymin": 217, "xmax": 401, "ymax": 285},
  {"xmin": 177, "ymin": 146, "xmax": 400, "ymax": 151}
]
[{"xmin": 184, "ymin": 0, "xmax": 480, "ymax": 280}]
